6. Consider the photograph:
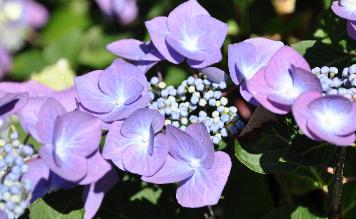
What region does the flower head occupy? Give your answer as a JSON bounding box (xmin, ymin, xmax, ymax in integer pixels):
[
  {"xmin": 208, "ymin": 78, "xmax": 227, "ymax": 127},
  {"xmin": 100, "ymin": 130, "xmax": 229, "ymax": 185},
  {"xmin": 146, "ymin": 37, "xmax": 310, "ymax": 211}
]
[
  {"xmin": 75, "ymin": 59, "xmax": 150, "ymax": 124},
  {"xmin": 247, "ymin": 46, "xmax": 322, "ymax": 114},
  {"xmin": 293, "ymin": 92, "xmax": 356, "ymax": 146},
  {"xmin": 228, "ymin": 37, "xmax": 284, "ymax": 103},
  {"xmin": 142, "ymin": 123, "xmax": 231, "ymax": 208},
  {"xmin": 145, "ymin": 0, "xmax": 227, "ymax": 68},
  {"xmin": 103, "ymin": 108, "xmax": 168, "ymax": 176},
  {"xmin": 36, "ymin": 98, "xmax": 102, "ymax": 181}
]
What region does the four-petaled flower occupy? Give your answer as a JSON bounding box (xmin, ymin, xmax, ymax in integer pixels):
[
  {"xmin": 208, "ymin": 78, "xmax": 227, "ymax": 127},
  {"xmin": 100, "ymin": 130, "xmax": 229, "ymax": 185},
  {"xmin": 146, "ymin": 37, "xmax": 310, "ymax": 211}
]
[
  {"xmin": 75, "ymin": 59, "xmax": 150, "ymax": 124},
  {"xmin": 145, "ymin": 0, "xmax": 228, "ymax": 68},
  {"xmin": 293, "ymin": 92, "xmax": 356, "ymax": 146},
  {"xmin": 247, "ymin": 46, "xmax": 322, "ymax": 114},
  {"xmin": 331, "ymin": 0, "xmax": 356, "ymax": 40},
  {"xmin": 143, "ymin": 123, "xmax": 232, "ymax": 208},
  {"xmin": 103, "ymin": 108, "xmax": 168, "ymax": 176},
  {"xmin": 228, "ymin": 37, "xmax": 284, "ymax": 104}
]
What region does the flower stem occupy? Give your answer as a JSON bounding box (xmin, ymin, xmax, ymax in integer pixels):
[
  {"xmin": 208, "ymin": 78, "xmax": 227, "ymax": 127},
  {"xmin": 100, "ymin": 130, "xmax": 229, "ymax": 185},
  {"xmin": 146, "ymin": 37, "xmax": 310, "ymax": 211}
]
[{"xmin": 328, "ymin": 147, "xmax": 347, "ymax": 219}]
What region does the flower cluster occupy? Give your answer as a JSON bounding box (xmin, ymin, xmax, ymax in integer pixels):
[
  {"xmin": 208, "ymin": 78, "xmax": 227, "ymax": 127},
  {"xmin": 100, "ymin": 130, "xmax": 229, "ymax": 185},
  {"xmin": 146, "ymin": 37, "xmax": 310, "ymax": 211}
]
[
  {"xmin": 228, "ymin": 38, "xmax": 356, "ymax": 146},
  {"xmin": 331, "ymin": 0, "xmax": 356, "ymax": 40},
  {"xmin": 0, "ymin": 128, "xmax": 34, "ymax": 219},
  {"xmin": 312, "ymin": 65, "xmax": 356, "ymax": 100},
  {"xmin": 0, "ymin": 0, "xmax": 48, "ymax": 77},
  {"xmin": 149, "ymin": 73, "xmax": 244, "ymax": 144}
]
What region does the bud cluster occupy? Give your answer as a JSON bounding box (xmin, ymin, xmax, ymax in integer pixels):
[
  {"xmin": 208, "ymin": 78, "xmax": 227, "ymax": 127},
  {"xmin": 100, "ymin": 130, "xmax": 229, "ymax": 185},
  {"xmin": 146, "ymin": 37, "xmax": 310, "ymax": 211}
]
[
  {"xmin": 0, "ymin": 126, "xmax": 34, "ymax": 219},
  {"xmin": 312, "ymin": 65, "xmax": 356, "ymax": 100},
  {"xmin": 148, "ymin": 73, "xmax": 244, "ymax": 145}
]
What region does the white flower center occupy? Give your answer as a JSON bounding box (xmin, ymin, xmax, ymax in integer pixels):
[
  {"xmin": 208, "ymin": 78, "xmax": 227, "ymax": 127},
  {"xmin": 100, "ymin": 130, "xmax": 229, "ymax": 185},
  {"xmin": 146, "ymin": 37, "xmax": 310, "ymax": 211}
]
[
  {"xmin": 115, "ymin": 97, "xmax": 125, "ymax": 106},
  {"xmin": 189, "ymin": 158, "xmax": 201, "ymax": 169},
  {"xmin": 315, "ymin": 109, "xmax": 344, "ymax": 132},
  {"xmin": 141, "ymin": 133, "xmax": 150, "ymax": 144},
  {"xmin": 181, "ymin": 36, "xmax": 200, "ymax": 51}
]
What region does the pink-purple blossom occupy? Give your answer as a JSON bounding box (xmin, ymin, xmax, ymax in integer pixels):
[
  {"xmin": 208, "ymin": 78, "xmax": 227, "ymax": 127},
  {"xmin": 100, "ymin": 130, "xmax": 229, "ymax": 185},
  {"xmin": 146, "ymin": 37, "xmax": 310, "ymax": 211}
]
[
  {"xmin": 103, "ymin": 108, "xmax": 168, "ymax": 176},
  {"xmin": 75, "ymin": 59, "xmax": 150, "ymax": 124},
  {"xmin": 228, "ymin": 37, "xmax": 284, "ymax": 103},
  {"xmin": 145, "ymin": 0, "xmax": 228, "ymax": 68},
  {"xmin": 142, "ymin": 123, "xmax": 231, "ymax": 208},
  {"xmin": 292, "ymin": 92, "xmax": 356, "ymax": 146},
  {"xmin": 247, "ymin": 45, "xmax": 322, "ymax": 114}
]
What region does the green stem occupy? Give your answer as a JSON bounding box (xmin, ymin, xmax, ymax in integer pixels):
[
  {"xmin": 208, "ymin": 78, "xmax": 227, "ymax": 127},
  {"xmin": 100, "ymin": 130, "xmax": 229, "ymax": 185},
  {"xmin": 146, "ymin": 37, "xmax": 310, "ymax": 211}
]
[{"xmin": 328, "ymin": 147, "xmax": 347, "ymax": 219}]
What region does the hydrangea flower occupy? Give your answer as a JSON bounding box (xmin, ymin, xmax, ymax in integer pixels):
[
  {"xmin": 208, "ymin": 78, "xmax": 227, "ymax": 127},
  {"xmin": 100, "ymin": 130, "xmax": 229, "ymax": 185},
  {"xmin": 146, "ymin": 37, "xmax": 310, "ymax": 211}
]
[
  {"xmin": 75, "ymin": 59, "xmax": 150, "ymax": 124},
  {"xmin": 142, "ymin": 123, "xmax": 232, "ymax": 208},
  {"xmin": 103, "ymin": 108, "xmax": 168, "ymax": 176},
  {"xmin": 228, "ymin": 37, "xmax": 284, "ymax": 103},
  {"xmin": 331, "ymin": 0, "xmax": 356, "ymax": 40},
  {"xmin": 292, "ymin": 92, "xmax": 356, "ymax": 146},
  {"xmin": 36, "ymin": 98, "xmax": 102, "ymax": 181},
  {"xmin": 0, "ymin": 92, "xmax": 28, "ymax": 118},
  {"xmin": 247, "ymin": 46, "xmax": 322, "ymax": 114},
  {"xmin": 107, "ymin": 39, "xmax": 164, "ymax": 73},
  {"xmin": 145, "ymin": 0, "xmax": 228, "ymax": 68},
  {"xmin": 96, "ymin": 0, "xmax": 138, "ymax": 25}
]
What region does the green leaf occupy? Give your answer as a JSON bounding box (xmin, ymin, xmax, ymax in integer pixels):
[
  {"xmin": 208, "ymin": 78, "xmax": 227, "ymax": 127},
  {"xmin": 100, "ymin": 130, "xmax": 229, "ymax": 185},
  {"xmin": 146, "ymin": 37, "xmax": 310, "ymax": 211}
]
[
  {"xmin": 285, "ymin": 136, "xmax": 335, "ymax": 166},
  {"xmin": 165, "ymin": 66, "xmax": 188, "ymax": 86},
  {"xmin": 263, "ymin": 205, "xmax": 327, "ymax": 219},
  {"xmin": 130, "ymin": 187, "xmax": 162, "ymax": 205},
  {"xmin": 29, "ymin": 198, "xmax": 84, "ymax": 219},
  {"xmin": 78, "ymin": 27, "xmax": 116, "ymax": 68},
  {"xmin": 41, "ymin": 0, "xmax": 90, "ymax": 45},
  {"xmin": 235, "ymin": 122, "xmax": 296, "ymax": 174},
  {"xmin": 291, "ymin": 40, "xmax": 317, "ymax": 56},
  {"xmin": 11, "ymin": 50, "xmax": 47, "ymax": 80},
  {"xmin": 43, "ymin": 30, "xmax": 85, "ymax": 67}
]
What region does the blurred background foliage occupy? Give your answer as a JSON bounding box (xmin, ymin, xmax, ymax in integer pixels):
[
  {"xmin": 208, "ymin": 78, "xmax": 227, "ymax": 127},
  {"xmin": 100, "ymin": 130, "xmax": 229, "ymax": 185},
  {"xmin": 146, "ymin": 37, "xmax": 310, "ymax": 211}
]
[{"xmin": 8, "ymin": 0, "xmax": 355, "ymax": 218}]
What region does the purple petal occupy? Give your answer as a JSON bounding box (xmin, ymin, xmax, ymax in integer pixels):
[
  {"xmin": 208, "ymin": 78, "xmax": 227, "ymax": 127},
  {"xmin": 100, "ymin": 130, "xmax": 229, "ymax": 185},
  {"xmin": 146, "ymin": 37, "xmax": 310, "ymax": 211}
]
[
  {"xmin": 53, "ymin": 111, "xmax": 102, "ymax": 158},
  {"xmin": 95, "ymin": 0, "xmax": 112, "ymax": 16},
  {"xmin": 0, "ymin": 210, "xmax": 8, "ymax": 219},
  {"xmin": 145, "ymin": 16, "xmax": 185, "ymax": 64},
  {"xmin": 107, "ymin": 39, "xmax": 163, "ymax": 61},
  {"xmin": 122, "ymin": 133, "xmax": 169, "ymax": 176},
  {"xmin": 331, "ymin": 1, "xmax": 356, "ymax": 21},
  {"xmin": 239, "ymin": 83, "xmax": 259, "ymax": 105},
  {"xmin": 39, "ymin": 144, "xmax": 87, "ymax": 182},
  {"xmin": 36, "ymin": 98, "xmax": 66, "ymax": 144},
  {"xmin": 185, "ymin": 123, "xmax": 214, "ymax": 168},
  {"xmin": 291, "ymin": 66, "xmax": 322, "ymax": 94},
  {"xmin": 292, "ymin": 92, "xmax": 323, "ymax": 141},
  {"xmin": 0, "ymin": 92, "xmax": 28, "ymax": 118},
  {"xmin": 264, "ymin": 46, "xmax": 311, "ymax": 89},
  {"xmin": 121, "ymin": 108, "xmax": 164, "ymax": 138},
  {"xmin": 247, "ymin": 68, "xmax": 290, "ymax": 114},
  {"xmin": 132, "ymin": 60, "xmax": 159, "ymax": 74},
  {"xmin": 308, "ymin": 95, "xmax": 356, "ymax": 136},
  {"xmin": 187, "ymin": 36, "xmax": 222, "ymax": 69},
  {"xmin": 123, "ymin": 80, "xmax": 144, "ymax": 105},
  {"xmin": 142, "ymin": 155, "xmax": 194, "ymax": 184},
  {"xmin": 0, "ymin": 80, "xmax": 53, "ymax": 97},
  {"xmin": 52, "ymin": 87, "xmax": 78, "ymax": 112},
  {"xmin": 114, "ymin": 0, "xmax": 138, "ymax": 25},
  {"xmin": 102, "ymin": 121, "xmax": 128, "ymax": 170},
  {"xmin": 166, "ymin": 125, "xmax": 205, "ymax": 162},
  {"xmin": 166, "ymin": 36, "xmax": 205, "ymax": 61},
  {"xmin": 176, "ymin": 151, "xmax": 231, "ymax": 208},
  {"xmin": 167, "ymin": 0, "xmax": 209, "ymax": 34},
  {"xmin": 23, "ymin": 158, "xmax": 50, "ymax": 202},
  {"xmin": 24, "ymin": 0, "xmax": 48, "ymax": 28},
  {"xmin": 83, "ymin": 169, "xmax": 118, "ymax": 219},
  {"xmin": 75, "ymin": 70, "xmax": 115, "ymax": 114},
  {"xmin": 347, "ymin": 21, "xmax": 356, "ymax": 40},
  {"xmin": 200, "ymin": 67, "xmax": 228, "ymax": 83},
  {"xmin": 79, "ymin": 151, "xmax": 112, "ymax": 185},
  {"xmin": 17, "ymin": 97, "xmax": 49, "ymax": 140}
]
